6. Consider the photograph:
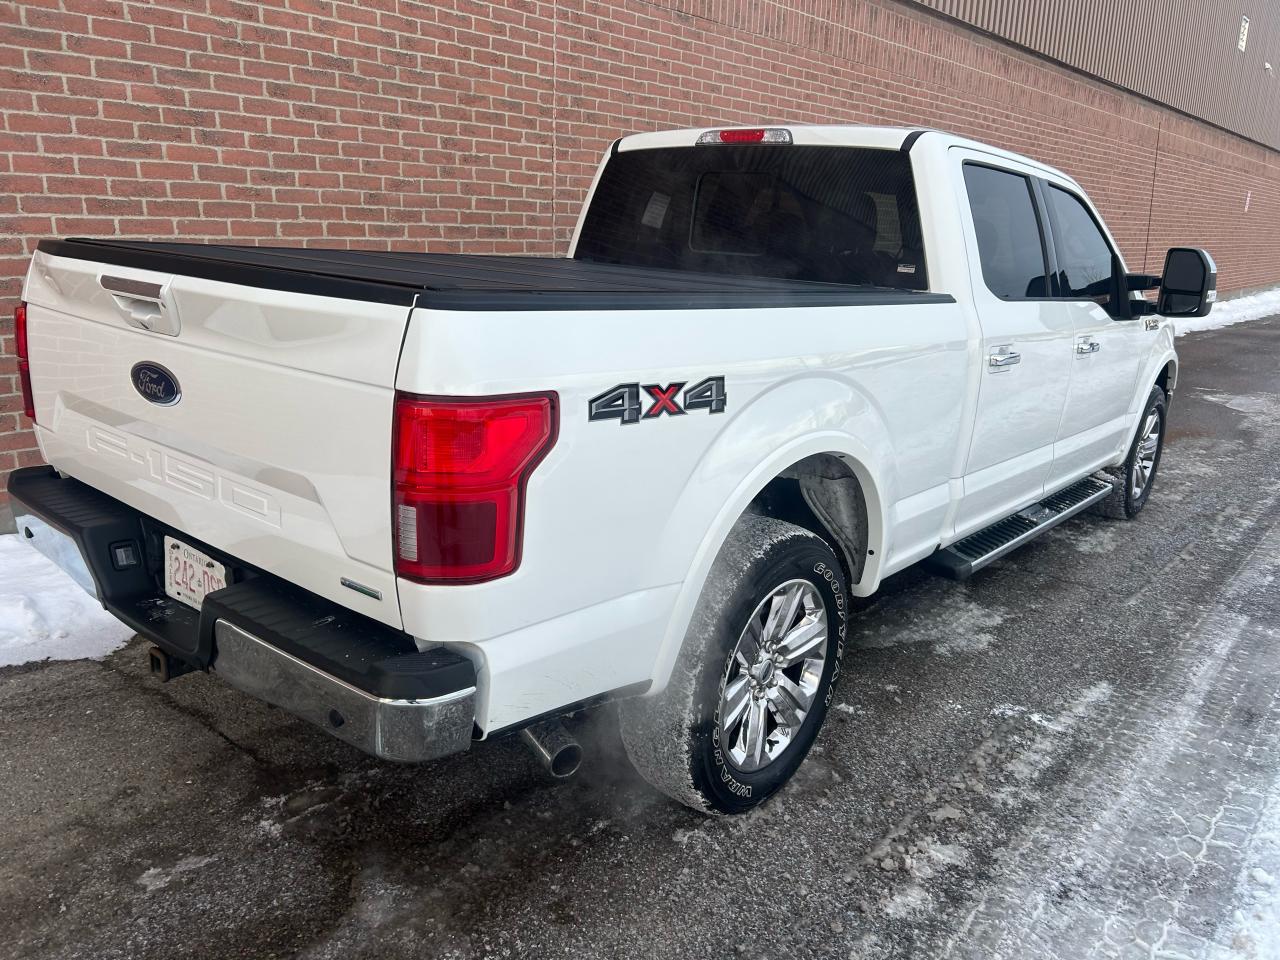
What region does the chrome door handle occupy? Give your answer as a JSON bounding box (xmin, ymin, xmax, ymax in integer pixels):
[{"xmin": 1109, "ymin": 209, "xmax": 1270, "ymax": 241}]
[
  {"xmin": 1076, "ymin": 338, "xmax": 1101, "ymax": 355},
  {"xmin": 988, "ymin": 348, "xmax": 1021, "ymax": 368}
]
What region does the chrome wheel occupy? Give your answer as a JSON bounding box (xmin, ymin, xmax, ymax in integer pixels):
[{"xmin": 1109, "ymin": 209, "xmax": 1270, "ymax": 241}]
[
  {"xmin": 1132, "ymin": 409, "xmax": 1161, "ymax": 498},
  {"xmin": 717, "ymin": 578, "xmax": 828, "ymax": 773}
]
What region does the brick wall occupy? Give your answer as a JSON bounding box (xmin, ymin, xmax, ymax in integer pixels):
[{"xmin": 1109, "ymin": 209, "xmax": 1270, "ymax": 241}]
[{"xmin": 3, "ymin": 0, "xmax": 1279, "ymax": 524}]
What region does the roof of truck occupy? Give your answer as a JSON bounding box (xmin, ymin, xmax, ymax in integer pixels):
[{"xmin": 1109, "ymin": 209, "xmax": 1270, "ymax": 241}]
[
  {"xmin": 614, "ymin": 124, "xmax": 1078, "ymax": 187},
  {"xmin": 616, "ymin": 124, "xmax": 918, "ymax": 153}
]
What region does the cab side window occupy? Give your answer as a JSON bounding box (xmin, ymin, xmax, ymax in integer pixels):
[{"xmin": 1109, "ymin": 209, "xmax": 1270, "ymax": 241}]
[
  {"xmin": 962, "ymin": 163, "xmax": 1050, "ymax": 300},
  {"xmin": 1045, "ymin": 185, "xmax": 1124, "ymax": 317}
]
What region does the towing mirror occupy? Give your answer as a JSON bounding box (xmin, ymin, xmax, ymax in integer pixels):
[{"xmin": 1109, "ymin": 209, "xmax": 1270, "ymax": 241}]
[{"xmin": 1157, "ymin": 247, "xmax": 1217, "ymax": 318}]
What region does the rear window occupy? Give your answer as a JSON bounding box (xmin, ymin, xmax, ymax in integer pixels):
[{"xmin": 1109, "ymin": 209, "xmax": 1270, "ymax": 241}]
[{"xmin": 575, "ymin": 145, "xmax": 927, "ymax": 289}]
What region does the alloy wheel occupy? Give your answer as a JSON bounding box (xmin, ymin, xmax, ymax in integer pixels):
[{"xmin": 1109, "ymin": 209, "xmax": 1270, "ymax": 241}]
[{"xmin": 717, "ymin": 579, "xmax": 829, "ymax": 772}]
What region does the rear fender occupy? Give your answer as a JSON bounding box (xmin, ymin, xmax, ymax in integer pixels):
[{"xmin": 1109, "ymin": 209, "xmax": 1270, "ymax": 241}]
[{"xmin": 645, "ymin": 375, "xmax": 892, "ymax": 695}]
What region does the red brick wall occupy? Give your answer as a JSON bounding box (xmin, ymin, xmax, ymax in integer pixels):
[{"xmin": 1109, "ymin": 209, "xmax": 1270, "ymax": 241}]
[{"xmin": 3, "ymin": 0, "xmax": 1279, "ymax": 522}]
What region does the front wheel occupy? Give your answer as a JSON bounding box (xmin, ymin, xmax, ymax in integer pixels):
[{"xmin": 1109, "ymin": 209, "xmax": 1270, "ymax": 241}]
[
  {"xmin": 1099, "ymin": 384, "xmax": 1167, "ymax": 519},
  {"xmin": 619, "ymin": 516, "xmax": 848, "ymax": 814}
]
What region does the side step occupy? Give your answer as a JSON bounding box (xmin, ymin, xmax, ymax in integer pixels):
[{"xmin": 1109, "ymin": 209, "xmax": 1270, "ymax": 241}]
[{"xmin": 927, "ymin": 476, "xmax": 1114, "ymax": 581}]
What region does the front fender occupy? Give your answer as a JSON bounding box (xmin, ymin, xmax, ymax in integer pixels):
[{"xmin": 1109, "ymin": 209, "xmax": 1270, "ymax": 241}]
[
  {"xmin": 645, "ymin": 374, "xmax": 894, "ymax": 695},
  {"xmin": 1123, "ymin": 322, "xmax": 1177, "ymax": 449}
]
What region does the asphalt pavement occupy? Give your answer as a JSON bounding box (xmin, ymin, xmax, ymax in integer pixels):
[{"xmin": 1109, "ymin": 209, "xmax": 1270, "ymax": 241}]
[{"xmin": 2, "ymin": 317, "xmax": 1279, "ymax": 960}]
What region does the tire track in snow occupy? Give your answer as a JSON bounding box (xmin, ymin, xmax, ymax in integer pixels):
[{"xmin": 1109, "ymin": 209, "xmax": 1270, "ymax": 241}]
[{"xmin": 934, "ymin": 506, "xmax": 1280, "ymax": 959}]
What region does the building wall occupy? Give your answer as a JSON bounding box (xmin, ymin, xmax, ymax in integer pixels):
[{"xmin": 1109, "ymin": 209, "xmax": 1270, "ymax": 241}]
[
  {"xmin": 912, "ymin": 0, "xmax": 1280, "ymax": 151},
  {"xmin": 3, "ymin": 0, "xmax": 1279, "ymax": 522}
]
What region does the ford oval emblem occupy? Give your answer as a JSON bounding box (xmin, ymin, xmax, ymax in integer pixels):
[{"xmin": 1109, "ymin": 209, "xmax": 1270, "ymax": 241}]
[{"xmin": 130, "ymin": 362, "xmax": 181, "ymax": 406}]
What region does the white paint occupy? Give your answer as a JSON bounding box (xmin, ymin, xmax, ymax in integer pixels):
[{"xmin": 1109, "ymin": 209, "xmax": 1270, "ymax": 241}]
[
  {"xmin": 0, "ymin": 534, "xmax": 134, "ymax": 668},
  {"xmin": 24, "ymin": 248, "xmax": 408, "ymax": 629}
]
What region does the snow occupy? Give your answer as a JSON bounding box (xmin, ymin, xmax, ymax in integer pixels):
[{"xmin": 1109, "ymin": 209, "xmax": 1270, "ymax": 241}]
[
  {"xmin": 136, "ymin": 855, "xmax": 218, "ymax": 893},
  {"xmin": 0, "ymin": 533, "xmax": 135, "ymax": 668},
  {"xmin": 1221, "ymin": 787, "xmax": 1280, "ymax": 959},
  {"xmin": 1176, "ymin": 284, "xmax": 1280, "ymax": 336},
  {"xmin": 859, "ymin": 590, "xmax": 1006, "ymax": 656}
]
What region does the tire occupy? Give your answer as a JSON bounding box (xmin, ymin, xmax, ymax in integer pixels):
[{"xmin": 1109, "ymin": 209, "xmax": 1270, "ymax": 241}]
[
  {"xmin": 1098, "ymin": 384, "xmax": 1167, "ymax": 519},
  {"xmin": 619, "ymin": 515, "xmax": 848, "ymax": 814}
]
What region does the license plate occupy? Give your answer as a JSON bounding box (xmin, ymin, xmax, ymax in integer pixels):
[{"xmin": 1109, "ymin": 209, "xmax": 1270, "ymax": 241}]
[{"xmin": 163, "ymin": 535, "xmax": 227, "ymax": 610}]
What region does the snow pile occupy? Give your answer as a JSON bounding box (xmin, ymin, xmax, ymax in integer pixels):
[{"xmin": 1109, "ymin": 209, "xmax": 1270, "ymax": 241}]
[
  {"xmin": 1221, "ymin": 790, "xmax": 1280, "ymax": 959},
  {"xmin": 1177, "ymin": 284, "xmax": 1280, "ymax": 336},
  {"xmin": 0, "ymin": 533, "xmax": 135, "ymax": 667}
]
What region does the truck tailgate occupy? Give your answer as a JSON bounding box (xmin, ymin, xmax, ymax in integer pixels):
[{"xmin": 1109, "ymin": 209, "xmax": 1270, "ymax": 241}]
[{"xmin": 21, "ymin": 246, "xmax": 412, "ymax": 627}]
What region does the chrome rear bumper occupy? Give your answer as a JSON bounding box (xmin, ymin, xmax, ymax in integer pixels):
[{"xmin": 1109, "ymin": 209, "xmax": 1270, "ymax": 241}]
[
  {"xmin": 212, "ymin": 621, "xmax": 475, "ymax": 763},
  {"xmin": 12, "ymin": 508, "xmax": 97, "ymax": 598},
  {"xmin": 8, "ymin": 465, "xmax": 477, "ymax": 766}
]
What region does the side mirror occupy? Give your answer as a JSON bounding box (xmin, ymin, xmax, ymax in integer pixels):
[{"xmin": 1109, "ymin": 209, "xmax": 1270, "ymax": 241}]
[{"xmin": 1157, "ymin": 247, "xmax": 1217, "ymax": 318}]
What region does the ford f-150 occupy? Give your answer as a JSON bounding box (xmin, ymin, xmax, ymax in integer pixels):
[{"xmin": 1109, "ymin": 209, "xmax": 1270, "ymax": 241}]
[{"xmin": 7, "ymin": 125, "xmax": 1216, "ymax": 813}]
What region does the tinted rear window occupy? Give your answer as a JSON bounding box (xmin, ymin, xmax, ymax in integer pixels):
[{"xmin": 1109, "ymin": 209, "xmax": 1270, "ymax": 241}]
[{"xmin": 575, "ymin": 145, "xmax": 927, "ymax": 289}]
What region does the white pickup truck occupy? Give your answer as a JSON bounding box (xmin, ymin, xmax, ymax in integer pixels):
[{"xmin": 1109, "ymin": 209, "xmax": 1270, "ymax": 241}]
[{"xmin": 8, "ymin": 125, "xmax": 1215, "ymax": 814}]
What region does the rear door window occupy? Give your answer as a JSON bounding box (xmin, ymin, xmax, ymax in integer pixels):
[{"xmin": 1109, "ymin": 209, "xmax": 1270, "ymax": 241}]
[
  {"xmin": 575, "ymin": 145, "xmax": 928, "ymax": 289},
  {"xmin": 962, "ymin": 163, "xmax": 1050, "ymax": 300}
]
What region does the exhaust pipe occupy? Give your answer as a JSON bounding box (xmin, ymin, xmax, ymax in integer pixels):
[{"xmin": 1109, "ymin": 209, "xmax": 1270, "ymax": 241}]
[{"xmin": 520, "ymin": 719, "xmax": 583, "ymax": 779}]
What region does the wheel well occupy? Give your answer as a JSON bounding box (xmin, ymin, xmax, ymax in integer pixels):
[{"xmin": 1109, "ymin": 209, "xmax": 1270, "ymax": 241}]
[
  {"xmin": 747, "ymin": 453, "xmax": 869, "ymax": 589},
  {"xmin": 1156, "ymin": 360, "xmax": 1176, "ymax": 395}
]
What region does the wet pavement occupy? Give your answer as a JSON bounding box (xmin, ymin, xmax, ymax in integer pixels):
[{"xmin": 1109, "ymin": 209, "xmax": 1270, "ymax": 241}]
[{"xmin": 2, "ymin": 317, "xmax": 1279, "ymax": 960}]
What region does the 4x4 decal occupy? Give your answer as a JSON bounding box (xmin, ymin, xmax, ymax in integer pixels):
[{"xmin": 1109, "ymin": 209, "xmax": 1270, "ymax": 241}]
[{"xmin": 588, "ymin": 376, "xmax": 727, "ymax": 425}]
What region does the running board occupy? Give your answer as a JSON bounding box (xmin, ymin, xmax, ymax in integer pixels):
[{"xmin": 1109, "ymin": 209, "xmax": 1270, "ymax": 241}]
[{"xmin": 927, "ymin": 476, "xmax": 1114, "ymax": 581}]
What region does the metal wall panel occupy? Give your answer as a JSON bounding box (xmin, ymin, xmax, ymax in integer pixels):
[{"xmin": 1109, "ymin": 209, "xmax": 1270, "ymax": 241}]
[{"xmin": 909, "ymin": 0, "xmax": 1280, "ymax": 150}]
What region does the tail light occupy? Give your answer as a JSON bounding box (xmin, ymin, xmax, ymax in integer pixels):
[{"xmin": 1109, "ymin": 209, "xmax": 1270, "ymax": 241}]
[
  {"xmin": 696, "ymin": 127, "xmax": 793, "ymax": 145},
  {"xmin": 14, "ymin": 302, "xmax": 35, "ymax": 422},
  {"xmin": 393, "ymin": 392, "xmax": 558, "ymax": 584}
]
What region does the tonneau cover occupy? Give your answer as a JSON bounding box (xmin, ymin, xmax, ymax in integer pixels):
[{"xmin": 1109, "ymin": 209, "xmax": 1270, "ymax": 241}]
[{"xmin": 37, "ymin": 238, "xmax": 952, "ymax": 311}]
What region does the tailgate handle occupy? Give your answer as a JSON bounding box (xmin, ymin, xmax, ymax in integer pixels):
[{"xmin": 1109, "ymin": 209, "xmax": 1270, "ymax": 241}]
[{"xmin": 100, "ymin": 275, "xmax": 181, "ymax": 336}]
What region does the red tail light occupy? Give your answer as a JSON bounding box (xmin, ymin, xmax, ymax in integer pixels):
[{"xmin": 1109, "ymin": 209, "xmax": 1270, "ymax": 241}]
[
  {"xmin": 14, "ymin": 302, "xmax": 35, "ymax": 422},
  {"xmin": 696, "ymin": 128, "xmax": 793, "ymax": 145},
  {"xmin": 718, "ymin": 128, "xmax": 766, "ymax": 143},
  {"xmin": 393, "ymin": 392, "xmax": 557, "ymax": 583}
]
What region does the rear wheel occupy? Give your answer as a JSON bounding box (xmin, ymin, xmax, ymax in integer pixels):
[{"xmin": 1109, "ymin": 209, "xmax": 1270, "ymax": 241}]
[
  {"xmin": 1099, "ymin": 384, "xmax": 1167, "ymax": 519},
  {"xmin": 619, "ymin": 515, "xmax": 848, "ymax": 814}
]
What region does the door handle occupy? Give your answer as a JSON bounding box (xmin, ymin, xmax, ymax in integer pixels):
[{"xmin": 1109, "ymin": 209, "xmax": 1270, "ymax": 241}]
[
  {"xmin": 100, "ymin": 275, "xmax": 182, "ymax": 336},
  {"xmin": 1076, "ymin": 337, "xmax": 1101, "ymax": 355},
  {"xmin": 988, "ymin": 348, "xmax": 1021, "ymax": 369},
  {"xmin": 114, "ymin": 296, "xmax": 163, "ymax": 331}
]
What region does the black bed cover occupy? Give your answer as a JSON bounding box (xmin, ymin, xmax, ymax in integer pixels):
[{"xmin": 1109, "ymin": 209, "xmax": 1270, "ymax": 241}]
[{"xmin": 37, "ymin": 238, "xmax": 952, "ymax": 311}]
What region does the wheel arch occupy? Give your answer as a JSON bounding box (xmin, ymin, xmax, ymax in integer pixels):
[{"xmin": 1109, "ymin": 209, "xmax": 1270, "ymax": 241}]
[
  {"xmin": 646, "ymin": 431, "xmax": 888, "ymax": 697},
  {"xmin": 749, "ymin": 453, "xmax": 871, "ymax": 593}
]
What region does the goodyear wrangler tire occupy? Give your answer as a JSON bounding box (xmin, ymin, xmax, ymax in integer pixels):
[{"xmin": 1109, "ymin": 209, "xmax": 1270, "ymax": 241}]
[{"xmin": 619, "ymin": 515, "xmax": 848, "ymax": 814}]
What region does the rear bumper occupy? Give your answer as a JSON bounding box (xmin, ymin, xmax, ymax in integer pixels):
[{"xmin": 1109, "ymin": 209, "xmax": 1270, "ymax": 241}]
[
  {"xmin": 7, "ymin": 466, "xmax": 476, "ymax": 763},
  {"xmin": 212, "ymin": 621, "xmax": 474, "ymax": 762}
]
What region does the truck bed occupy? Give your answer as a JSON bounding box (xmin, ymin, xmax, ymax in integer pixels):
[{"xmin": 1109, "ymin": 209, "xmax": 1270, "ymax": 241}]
[{"xmin": 37, "ymin": 238, "xmax": 952, "ymax": 311}]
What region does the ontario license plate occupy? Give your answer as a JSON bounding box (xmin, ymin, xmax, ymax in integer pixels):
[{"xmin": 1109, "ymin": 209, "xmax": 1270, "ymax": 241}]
[{"xmin": 163, "ymin": 536, "xmax": 227, "ymax": 610}]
